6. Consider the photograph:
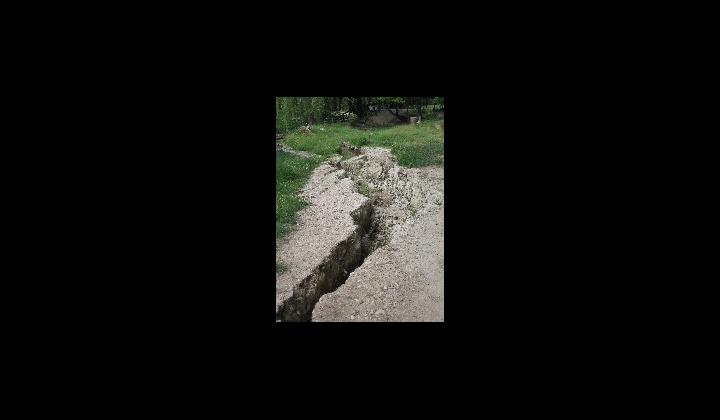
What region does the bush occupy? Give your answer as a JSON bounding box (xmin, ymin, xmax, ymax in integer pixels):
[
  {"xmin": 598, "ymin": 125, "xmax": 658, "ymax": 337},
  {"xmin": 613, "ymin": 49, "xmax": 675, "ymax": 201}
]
[
  {"xmin": 330, "ymin": 110, "xmax": 357, "ymax": 122},
  {"xmin": 277, "ymin": 97, "xmax": 328, "ymax": 134}
]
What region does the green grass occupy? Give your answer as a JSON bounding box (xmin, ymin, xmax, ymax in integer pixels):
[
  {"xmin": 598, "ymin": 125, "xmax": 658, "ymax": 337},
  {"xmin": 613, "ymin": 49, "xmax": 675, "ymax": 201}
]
[
  {"xmin": 276, "ymin": 260, "xmax": 287, "ymax": 274},
  {"xmin": 284, "ymin": 121, "xmax": 444, "ymax": 168},
  {"xmin": 276, "ymin": 150, "xmax": 322, "ymax": 239},
  {"xmin": 358, "ymin": 181, "xmax": 370, "ymax": 197}
]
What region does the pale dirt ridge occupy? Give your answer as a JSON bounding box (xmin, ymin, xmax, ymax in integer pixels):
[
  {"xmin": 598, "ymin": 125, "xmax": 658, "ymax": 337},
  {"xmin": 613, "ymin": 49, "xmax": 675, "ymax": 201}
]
[
  {"xmin": 275, "ymin": 163, "xmax": 369, "ymax": 318},
  {"xmin": 276, "ymin": 146, "xmax": 444, "ymax": 322},
  {"xmin": 313, "ymin": 147, "xmax": 444, "ymax": 322}
]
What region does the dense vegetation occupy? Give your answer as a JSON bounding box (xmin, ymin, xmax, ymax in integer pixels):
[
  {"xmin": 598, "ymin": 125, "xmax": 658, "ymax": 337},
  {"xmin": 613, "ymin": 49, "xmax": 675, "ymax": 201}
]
[{"xmin": 276, "ymin": 97, "xmax": 444, "ymax": 134}]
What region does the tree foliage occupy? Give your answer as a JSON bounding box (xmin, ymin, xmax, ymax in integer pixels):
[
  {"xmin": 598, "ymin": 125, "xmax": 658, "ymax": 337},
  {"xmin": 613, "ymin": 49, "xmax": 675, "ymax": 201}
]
[{"xmin": 276, "ymin": 97, "xmax": 443, "ymax": 133}]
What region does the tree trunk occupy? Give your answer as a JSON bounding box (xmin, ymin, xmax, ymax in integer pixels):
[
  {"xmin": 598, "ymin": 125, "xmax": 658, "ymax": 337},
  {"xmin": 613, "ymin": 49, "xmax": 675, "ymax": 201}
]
[
  {"xmin": 347, "ymin": 97, "xmax": 367, "ymax": 120},
  {"xmin": 358, "ymin": 98, "xmax": 367, "ymax": 119}
]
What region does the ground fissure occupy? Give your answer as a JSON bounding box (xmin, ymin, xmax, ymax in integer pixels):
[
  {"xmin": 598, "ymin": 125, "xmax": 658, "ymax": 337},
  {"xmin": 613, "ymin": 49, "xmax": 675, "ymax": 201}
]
[
  {"xmin": 276, "ymin": 145, "xmax": 443, "ymax": 322},
  {"xmin": 275, "ymin": 200, "xmax": 379, "ymax": 321}
]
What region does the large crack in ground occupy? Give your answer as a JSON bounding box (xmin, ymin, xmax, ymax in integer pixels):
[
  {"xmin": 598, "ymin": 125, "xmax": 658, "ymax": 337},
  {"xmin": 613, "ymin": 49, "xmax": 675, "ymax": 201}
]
[
  {"xmin": 276, "ymin": 200, "xmax": 382, "ymax": 322},
  {"xmin": 276, "ymin": 146, "xmax": 443, "ymax": 322}
]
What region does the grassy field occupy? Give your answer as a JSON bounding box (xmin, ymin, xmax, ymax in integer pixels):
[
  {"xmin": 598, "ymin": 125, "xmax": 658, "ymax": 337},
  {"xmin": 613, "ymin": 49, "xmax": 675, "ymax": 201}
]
[
  {"xmin": 284, "ymin": 121, "xmax": 444, "ymax": 168},
  {"xmin": 276, "ymin": 150, "xmax": 322, "ymax": 239}
]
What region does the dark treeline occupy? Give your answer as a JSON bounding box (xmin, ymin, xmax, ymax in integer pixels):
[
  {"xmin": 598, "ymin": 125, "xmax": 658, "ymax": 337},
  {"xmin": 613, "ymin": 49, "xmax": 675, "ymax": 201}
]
[{"xmin": 276, "ymin": 97, "xmax": 443, "ymax": 133}]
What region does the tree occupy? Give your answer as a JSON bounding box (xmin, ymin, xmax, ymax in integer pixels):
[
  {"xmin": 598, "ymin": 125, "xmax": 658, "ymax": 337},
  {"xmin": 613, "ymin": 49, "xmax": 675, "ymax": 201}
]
[
  {"xmin": 345, "ymin": 97, "xmax": 368, "ymax": 120},
  {"xmin": 413, "ymin": 97, "xmax": 423, "ymax": 119},
  {"xmin": 276, "ymin": 97, "xmax": 440, "ymax": 132},
  {"xmin": 373, "ymin": 97, "xmax": 404, "ymax": 108}
]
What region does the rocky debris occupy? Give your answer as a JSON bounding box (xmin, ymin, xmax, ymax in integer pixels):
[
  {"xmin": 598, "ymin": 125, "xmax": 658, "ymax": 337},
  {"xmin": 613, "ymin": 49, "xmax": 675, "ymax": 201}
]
[
  {"xmin": 339, "ymin": 147, "xmax": 443, "ymax": 240},
  {"xmin": 338, "ymin": 141, "xmax": 361, "ymax": 157},
  {"xmin": 327, "ymin": 154, "xmax": 342, "ymax": 167}
]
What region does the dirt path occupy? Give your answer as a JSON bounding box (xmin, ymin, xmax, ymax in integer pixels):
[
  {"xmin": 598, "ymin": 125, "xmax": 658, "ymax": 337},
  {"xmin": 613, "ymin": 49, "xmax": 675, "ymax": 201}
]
[
  {"xmin": 276, "ymin": 147, "xmax": 444, "ymax": 322},
  {"xmin": 276, "ymin": 143, "xmax": 319, "ymax": 159}
]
